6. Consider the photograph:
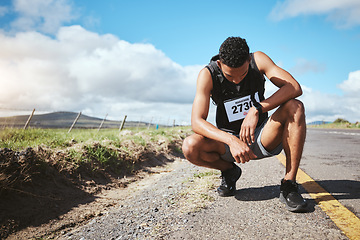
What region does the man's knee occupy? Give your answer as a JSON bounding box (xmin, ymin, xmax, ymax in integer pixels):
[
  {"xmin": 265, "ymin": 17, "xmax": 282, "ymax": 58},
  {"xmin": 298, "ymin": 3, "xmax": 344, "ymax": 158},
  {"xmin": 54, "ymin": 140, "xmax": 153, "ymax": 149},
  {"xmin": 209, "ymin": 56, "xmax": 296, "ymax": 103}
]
[
  {"xmin": 283, "ymin": 99, "xmax": 305, "ymax": 120},
  {"xmin": 182, "ymin": 136, "xmax": 193, "ymax": 157},
  {"xmin": 284, "ymin": 99, "xmax": 304, "ymax": 111},
  {"xmin": 182, "ymin": 134, "xmax": 201, "ymax": 159}
]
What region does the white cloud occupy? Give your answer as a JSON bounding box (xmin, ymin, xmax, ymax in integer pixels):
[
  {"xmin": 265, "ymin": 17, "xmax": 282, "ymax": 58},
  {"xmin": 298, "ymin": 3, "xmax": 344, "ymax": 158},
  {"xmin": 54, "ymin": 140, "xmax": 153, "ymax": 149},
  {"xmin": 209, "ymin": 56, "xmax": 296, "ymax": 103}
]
[
  {"xmin": 299, "ymin": 86, "xmax": 341, "ymax": 123},
  {"xmin": 270, "ymin": 0, "xmax": 360, "ymax": 28},
  {"xmin": 338, "ymin": 70, "xmax": 360, "ymax": 95},
  {"xmin": 0, "ymin": 25, "xmax": 201, "ymax": 124},
  {"xmin": 263, "ymin": 71, "xmax": 360, "ymax": 123},
  {"xmin": 87, "ymin": 100, "xmax": 194, "ymax": 126},
  {"xmin": 10, "ymin": 0, "xmax": 77, "ymax": 34},
  {"xmin": 290, "ymin": 58, "xmax": 326, "ymax": 76},
  {"xmin": 299, "ymin": 71, "xmax": 360, "ymax": 123}
]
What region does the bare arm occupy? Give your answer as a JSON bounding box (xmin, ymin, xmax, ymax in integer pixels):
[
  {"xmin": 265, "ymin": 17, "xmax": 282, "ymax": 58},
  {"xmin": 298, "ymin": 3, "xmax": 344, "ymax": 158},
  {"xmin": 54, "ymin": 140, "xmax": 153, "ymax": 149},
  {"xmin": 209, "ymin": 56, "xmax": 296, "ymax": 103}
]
[
  {"xmin": 191, "ymin": 68, "xmax": 232, "ymax": 143},
  {"xmin": 240, "ymin": 51, "xmax": 302, "ymax": 144},
  {"xmin": 255, "ymin": 51, "xmax": 302, "ymax": 112}
]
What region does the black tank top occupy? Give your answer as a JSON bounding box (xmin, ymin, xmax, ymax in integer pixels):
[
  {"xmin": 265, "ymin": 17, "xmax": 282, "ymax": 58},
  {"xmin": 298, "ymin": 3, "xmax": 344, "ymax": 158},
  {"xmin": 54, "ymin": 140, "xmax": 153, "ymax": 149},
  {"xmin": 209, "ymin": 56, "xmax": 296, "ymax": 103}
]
[{"xmin": 205, "ymin": 53, "xmax": 268, "ymax": 134}]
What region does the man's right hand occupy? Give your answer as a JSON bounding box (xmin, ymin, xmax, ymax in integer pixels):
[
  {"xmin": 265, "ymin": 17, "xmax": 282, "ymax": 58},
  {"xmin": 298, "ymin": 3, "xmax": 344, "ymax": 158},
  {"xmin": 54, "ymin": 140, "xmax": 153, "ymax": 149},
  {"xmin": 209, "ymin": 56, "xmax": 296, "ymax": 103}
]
[{"xmin": 228, "ymin": 136, "xmax": 257, "ymax": 163}]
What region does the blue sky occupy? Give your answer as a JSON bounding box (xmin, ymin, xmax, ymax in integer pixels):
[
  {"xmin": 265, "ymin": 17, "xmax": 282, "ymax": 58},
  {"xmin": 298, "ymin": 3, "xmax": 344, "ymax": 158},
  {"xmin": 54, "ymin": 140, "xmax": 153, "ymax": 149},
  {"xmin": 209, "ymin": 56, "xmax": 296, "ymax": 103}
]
[{"xmin": 0, "ymin": 0, "xmax": 360, "ymax": 124}]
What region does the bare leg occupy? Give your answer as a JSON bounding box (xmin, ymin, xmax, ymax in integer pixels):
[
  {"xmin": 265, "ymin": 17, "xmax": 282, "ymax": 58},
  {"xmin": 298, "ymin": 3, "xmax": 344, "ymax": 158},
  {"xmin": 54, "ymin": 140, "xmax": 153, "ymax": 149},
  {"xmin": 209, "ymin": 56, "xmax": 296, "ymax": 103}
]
[
  {"xmin": 182, "ymin": 133, "xmax": 233, "ymax": 171},
  {"xmin": 260, "ymin": 99, "xmax": 306, "ymax": 181},
  {"xmin": 183, "ymin": 133, "xmax": 242, "ymax": 197}
]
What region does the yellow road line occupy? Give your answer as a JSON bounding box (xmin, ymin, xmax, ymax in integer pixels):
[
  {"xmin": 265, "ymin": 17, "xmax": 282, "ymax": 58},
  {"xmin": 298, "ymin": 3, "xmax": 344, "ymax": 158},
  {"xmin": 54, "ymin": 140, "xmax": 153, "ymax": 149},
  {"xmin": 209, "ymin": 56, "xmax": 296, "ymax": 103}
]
[{"xmin": 276, "ymin": 153, "xmax": 360, "ymax": 240}]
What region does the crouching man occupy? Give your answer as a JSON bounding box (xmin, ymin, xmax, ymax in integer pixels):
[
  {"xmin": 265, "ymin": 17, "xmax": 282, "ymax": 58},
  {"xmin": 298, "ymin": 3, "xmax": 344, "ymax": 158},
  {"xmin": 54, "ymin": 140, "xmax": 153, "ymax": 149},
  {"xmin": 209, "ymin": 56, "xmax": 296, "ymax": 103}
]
[{"xmin": 182, "ymin": 37, "xmax": 307, "ymax": 212}]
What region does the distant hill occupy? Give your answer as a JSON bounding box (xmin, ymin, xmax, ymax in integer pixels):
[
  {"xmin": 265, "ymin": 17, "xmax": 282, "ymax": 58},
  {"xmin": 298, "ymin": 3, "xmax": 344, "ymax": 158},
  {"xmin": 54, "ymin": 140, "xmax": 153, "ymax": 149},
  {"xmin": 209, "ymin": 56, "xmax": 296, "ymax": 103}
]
[
  {"xmin": 0, "ymin": 111, "xmax": 147, "ymax": 129},
  {"xmin": 307, "ymin": 121, "xmax": 332, "ymax": 125}
]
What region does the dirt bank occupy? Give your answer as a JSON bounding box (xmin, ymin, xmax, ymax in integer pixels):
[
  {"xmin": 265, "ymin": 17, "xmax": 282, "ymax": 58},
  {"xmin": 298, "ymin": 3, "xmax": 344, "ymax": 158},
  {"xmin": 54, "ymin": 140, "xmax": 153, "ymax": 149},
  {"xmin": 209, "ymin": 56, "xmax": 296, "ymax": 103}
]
[{"xmin": 0, "ymin": 130, "xmax": 186, "ymax": 239}]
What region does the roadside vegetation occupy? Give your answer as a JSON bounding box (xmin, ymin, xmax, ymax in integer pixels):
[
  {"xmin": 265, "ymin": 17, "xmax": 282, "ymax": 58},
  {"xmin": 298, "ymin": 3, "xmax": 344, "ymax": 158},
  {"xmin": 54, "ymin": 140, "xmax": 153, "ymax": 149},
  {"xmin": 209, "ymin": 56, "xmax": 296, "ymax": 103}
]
[
  {"xmin": 0, "ymin": 126, "xmax": 192, "ymax": 186},
  {"xmin": 0, "ymin": 126, "xmax": 192, "ymax": 239},
  {"xmin": 0, "ymin": 127, "xmax": 188, "ymax": 149},
  {"xmin": 175, "ymin": 170, "xmax": 218, "ymax": 213},
  {"xmin": 308, "ymin": 118, "xmax": 360, "ymax": 129}
]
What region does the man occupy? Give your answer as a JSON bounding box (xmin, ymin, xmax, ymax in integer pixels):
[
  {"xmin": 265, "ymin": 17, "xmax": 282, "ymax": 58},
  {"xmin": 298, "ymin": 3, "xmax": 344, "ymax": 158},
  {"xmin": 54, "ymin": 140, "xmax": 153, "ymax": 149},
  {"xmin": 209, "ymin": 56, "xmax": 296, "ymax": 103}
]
[{"xmin": 182, "ymin": 37, "xmax": 307, "ymax": 212}]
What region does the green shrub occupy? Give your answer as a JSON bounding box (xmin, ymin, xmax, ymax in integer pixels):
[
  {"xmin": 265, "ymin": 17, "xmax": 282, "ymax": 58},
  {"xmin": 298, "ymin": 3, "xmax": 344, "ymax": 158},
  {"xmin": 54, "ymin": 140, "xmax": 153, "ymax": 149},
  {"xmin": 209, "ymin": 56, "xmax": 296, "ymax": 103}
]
[{"xmin": 333, "ymin": 118, "xmax": 350, "ymax": 124}]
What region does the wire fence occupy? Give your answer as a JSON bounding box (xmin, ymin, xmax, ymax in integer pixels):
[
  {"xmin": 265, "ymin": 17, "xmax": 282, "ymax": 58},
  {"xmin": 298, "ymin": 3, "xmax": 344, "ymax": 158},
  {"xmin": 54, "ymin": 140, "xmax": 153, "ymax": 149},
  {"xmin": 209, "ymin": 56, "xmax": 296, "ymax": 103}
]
[{"xmin": 0, "ymin": 108, "xmax": 189, "ymax": 132}]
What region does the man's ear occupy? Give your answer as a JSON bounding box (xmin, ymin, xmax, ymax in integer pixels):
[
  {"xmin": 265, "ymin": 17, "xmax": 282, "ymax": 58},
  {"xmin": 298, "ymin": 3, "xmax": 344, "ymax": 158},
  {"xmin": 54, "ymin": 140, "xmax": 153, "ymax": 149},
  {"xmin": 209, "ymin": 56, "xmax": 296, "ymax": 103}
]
[{"xmin": 216, "ymin": 60, "xmax": 222, "ymax": 69}]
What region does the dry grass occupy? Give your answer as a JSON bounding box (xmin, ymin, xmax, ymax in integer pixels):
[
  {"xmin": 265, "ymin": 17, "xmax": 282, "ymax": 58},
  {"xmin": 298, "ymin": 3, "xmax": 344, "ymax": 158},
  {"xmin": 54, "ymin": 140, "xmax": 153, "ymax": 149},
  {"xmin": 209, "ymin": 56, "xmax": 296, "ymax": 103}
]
[{"xmin": 169, "ymin": 169, "xmax": 219, "ymax": 214}]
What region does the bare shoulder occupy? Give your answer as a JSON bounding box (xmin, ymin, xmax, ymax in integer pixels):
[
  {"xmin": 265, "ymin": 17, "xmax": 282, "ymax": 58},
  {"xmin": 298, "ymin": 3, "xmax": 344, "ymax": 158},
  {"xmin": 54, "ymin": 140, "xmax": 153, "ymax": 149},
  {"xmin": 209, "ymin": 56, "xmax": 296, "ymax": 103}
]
[
  {"xmin": 192, "ymin": 67, "xmax": 213, "ymax": 121},
  {"xmin": 253, "ymin": 51, "xmax": 300, "ymax": 92},
  {"xmin": 196, "ymin": 67, "xmax": 213, "ymax": 94},
  {"xmin": 198, "ymin": 67, "xmax": 212, "ymax": 82},
  {"xmin": 252, "ymin": 51, "xmax": 276, "ymax": 73}
]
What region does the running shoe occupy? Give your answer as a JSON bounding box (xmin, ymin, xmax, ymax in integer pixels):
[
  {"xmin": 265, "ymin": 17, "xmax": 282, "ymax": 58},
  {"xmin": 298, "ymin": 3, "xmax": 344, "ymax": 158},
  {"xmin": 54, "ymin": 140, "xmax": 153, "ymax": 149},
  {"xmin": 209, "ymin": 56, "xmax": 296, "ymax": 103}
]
[
  {"xmin": 217, "ymin": 163, "xmax": 242, "ymax": 197},
  {"xmin": 279, "ymin": 179, "xmax": 307, "ymax": 212}
]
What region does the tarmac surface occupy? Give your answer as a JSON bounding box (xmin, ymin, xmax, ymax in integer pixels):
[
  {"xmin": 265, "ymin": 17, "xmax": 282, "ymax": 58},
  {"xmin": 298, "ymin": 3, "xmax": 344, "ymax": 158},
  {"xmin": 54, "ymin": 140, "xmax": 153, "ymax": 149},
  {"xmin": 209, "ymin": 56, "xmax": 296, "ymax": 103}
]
[
  {"xmin": 301, "ymin": 128, "xmax": 360, "ymax": 219},
  {"xmin": 60, "ymin": 128, "xmax": 360, "ymax": 240}
]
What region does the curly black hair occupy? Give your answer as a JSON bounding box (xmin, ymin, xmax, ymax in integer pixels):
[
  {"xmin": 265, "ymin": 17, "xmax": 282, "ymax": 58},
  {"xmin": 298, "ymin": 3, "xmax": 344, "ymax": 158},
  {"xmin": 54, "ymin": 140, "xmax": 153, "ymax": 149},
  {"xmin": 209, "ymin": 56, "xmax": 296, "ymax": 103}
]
[{"xmin": 219, "ymin": 37, "xmax": 250, "ymax": 68}]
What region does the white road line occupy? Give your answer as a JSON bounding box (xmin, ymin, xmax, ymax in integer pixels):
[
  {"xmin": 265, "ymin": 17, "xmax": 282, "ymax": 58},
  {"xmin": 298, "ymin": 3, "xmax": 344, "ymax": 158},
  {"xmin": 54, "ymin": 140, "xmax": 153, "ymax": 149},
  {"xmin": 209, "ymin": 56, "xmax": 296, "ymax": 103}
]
[{"xmin": 322, "ymin": 131, "xmax": 360, "ymax": 136}]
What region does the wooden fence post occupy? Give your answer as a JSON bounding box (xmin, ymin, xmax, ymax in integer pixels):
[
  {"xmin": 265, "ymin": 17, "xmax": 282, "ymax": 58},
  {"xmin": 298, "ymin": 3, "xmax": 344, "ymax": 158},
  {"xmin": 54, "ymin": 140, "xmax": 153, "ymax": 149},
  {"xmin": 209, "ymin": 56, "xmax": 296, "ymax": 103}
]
[
  {"xmin": 97, "ymin": 113, "xmax": 108, "ymax": 132},
  {"xmin": 68, "ymin": 112, "xmax": 81, "ymax": 133},
  {"xmin": 119, "ymin": 115, "xmax": 127, "ymax": 131},
  {"xmin": 24, "ymin": 108, "xmax": 35, "ymax": 129},
  {"xmin": 148, "ymin": 117, "xmax": 153, "ymax": 129}
]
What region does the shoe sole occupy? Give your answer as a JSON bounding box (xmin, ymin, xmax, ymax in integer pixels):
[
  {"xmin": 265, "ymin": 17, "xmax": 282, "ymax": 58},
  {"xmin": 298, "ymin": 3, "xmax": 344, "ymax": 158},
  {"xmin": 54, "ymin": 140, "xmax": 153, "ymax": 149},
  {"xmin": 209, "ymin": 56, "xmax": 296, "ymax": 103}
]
[
  {"xmin": 217, "ymin": 189, "xmax": 235, "ymax": 197},
  {"xmin": 279, "ymin": 193, "xmax": 308, "ymax": 212}
]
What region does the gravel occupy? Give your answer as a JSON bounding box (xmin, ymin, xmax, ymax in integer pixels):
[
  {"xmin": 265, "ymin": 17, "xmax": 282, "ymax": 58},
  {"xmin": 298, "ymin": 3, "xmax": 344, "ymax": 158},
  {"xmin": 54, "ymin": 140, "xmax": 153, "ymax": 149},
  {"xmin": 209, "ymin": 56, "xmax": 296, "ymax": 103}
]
[{"xmin": 60, "ymin": 157, "xmax": 348, "ymax": 240}]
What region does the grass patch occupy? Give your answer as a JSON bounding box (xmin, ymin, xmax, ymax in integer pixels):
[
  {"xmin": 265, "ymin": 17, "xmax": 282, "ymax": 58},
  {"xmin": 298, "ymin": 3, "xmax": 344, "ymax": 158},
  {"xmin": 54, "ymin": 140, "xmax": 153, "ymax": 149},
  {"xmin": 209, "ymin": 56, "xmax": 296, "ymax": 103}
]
[
  {"xmin": 0, "ymin": 126, "xmax": 192, "ymax": 150},
  {"xmin": 309, "ymin": 123, "xmax": 360, "ymax": 129},
  {"xmin": 0, "ymin": 126, "xmax": 193, "ymax": 182},
  {"xmin": 308, "ymin": 118, "xmax": 360, "ymax": 129},
  {"xmin": 169, "ymin": 169, "xmax": 218, "ymax": 213},
  {"xmin": 194, "ymin": 171, "xmax": 217, "ymax": 178}
]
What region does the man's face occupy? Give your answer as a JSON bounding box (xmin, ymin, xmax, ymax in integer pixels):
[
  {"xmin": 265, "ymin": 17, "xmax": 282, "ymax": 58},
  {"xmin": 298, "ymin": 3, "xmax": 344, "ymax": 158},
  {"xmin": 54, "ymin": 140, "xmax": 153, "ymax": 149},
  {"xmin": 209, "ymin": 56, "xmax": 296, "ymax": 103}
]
[{"xmin": 217, "ymin": 60, "xmax": 250, "ymax": 84}]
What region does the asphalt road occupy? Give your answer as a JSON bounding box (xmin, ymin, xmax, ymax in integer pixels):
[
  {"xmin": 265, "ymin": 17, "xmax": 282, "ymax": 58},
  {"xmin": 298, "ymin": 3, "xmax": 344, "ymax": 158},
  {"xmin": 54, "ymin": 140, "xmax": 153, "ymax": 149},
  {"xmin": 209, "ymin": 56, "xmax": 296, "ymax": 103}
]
[
  {"xmin": 301, "ymin": 128, "xmax": 360, "ymax": 219},
  {"xmin": 60, "ymin": 128, "xmax": 360, "ymax": 240}
]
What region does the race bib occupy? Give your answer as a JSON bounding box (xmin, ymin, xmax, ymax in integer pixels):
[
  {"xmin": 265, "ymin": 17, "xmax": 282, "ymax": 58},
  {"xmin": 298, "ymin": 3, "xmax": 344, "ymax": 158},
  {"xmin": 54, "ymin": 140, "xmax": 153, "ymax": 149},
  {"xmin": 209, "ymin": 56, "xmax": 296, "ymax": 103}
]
[{"xmin": 224, "ymin": 92, "xmax": 260, "ymax": 122}]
